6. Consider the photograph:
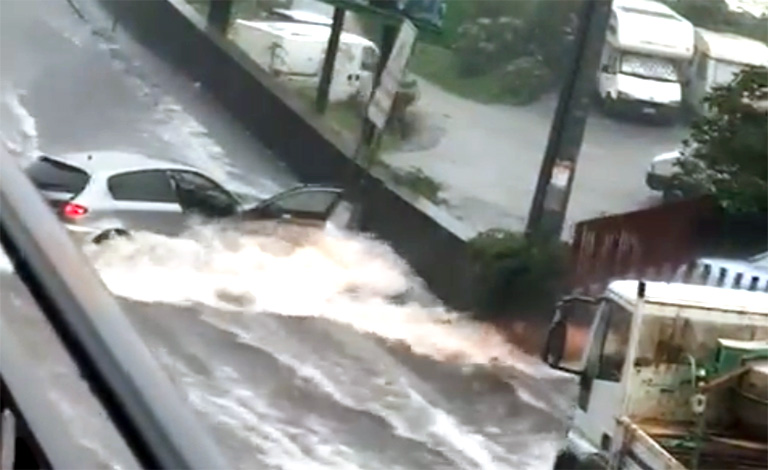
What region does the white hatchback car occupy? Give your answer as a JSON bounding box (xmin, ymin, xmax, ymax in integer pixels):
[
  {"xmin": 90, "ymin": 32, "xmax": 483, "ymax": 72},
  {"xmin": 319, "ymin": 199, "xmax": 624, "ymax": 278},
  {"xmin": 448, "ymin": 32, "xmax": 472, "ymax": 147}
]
[{"xmin": 25, "ymin": 151, "xmax": 350, "ymax": 243}]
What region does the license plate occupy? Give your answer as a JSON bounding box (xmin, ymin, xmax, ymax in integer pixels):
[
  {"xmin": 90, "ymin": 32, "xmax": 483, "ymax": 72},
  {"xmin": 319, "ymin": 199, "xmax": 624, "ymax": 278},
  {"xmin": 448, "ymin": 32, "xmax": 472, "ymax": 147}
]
[{"xmin": 642, "ymin": 106, "xmax": 656, "ymax": 114}]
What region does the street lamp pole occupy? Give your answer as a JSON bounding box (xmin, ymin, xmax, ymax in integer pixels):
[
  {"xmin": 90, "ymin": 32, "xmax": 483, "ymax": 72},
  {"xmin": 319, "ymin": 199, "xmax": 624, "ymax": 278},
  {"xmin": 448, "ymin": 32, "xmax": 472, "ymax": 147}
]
[{"xmin": 525, "ymin": 0, "xmax": 613, "ymax": 241}]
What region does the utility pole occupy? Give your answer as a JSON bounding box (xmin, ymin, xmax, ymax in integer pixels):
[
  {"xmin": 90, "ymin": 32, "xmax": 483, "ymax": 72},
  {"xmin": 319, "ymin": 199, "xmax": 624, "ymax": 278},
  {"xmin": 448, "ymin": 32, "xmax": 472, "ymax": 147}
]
[
  {"xmin": 316, "ymin": 8, "xmax": 346, "ymax": 114},
  {"xmin": 525, "ymin": 0, "xmax": 612, "ymax": 241}
]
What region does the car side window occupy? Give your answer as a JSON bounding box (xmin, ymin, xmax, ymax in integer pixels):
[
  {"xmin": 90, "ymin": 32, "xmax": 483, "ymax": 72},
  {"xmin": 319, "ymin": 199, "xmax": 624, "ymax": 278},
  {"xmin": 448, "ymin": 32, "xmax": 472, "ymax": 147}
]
[
  {"xmin": 596, "ymin": 300, "xmax": 633, "ymax": 382},
  {"xmin": 168, "ymin": 171, "xmax": 239, "ymax": 218},
  {"xmin": 108, "ymin": 171, "xmax": 178, "ymax": 203}
]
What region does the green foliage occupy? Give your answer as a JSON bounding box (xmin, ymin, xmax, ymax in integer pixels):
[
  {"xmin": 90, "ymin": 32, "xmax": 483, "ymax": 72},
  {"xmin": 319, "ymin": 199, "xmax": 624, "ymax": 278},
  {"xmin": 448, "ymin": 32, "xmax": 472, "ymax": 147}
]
[
  {"xmin": 498, "ymin": 55, "xmax": 553, "ymax": 105},
  {"xmin": 678, "ymin": 66, "xmax": 768, "ymax": 215},
  {"xmin": 390, "ymin": 167, "xmax": 445, "ymax": 203},
  {"xmin": 468, "ymin": 230, "xmax": 568, "ymax": 316},
  {"xmin": 454, "ymin": 17, "xmax": 528, "ymax": 77},
  {"xmin": 409, "ymin": 0, "xmax": 578, "ymax": 104},
  {"xmin": 665, "ymin": 0, "xmax": 768, "ymax": 43}
]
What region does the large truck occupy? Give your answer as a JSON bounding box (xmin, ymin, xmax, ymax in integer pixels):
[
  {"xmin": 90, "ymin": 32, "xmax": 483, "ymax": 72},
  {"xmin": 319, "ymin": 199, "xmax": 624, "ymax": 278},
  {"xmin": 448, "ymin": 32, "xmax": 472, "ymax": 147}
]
[
  {"xmin": 597, "ymin": 0, "xmax": 695, "ymax": 121},
  {"xmin": 543, "ymin": 279, "xmax": 768, "ymax": 470},
  {"xmin": 684, "ymin": 28, "xmax": 768, "ymax": 116},
  {"xmin": 229, "ymin": 20, "xmax": 380, "ymax": 103}
]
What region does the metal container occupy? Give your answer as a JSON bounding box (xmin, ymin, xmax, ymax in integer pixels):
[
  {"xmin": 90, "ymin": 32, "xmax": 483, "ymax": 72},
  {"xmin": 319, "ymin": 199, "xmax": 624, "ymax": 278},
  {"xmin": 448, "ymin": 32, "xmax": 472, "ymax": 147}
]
[{"xmin": 734, "ymin": 361, "xmax": 768, "ymax": 440}]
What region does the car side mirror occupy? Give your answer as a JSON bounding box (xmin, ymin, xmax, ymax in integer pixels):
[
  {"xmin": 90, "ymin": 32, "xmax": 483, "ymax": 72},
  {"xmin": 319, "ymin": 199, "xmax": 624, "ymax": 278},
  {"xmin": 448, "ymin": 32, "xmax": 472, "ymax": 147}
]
[
  {"xmin": 601, "ymin": 64, "xmax": 611, "ymax": 73},
  {"xmin": 542, "ymin": 296, "xmax": 600, "ymax": 374},
  {"xmin": 543, "ymin": 317, "xmax": 568, "ymax": 367}
]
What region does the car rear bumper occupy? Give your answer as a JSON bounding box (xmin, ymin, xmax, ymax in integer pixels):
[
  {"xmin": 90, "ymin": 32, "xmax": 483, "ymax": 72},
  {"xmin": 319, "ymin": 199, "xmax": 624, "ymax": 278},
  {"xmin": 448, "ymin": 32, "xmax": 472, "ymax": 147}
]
[
  {"xmin": 615, "ymin": 98, "xmax": 680, "ymax": 120},
  {"xmin": 63, "ymin": 224, "xmax": 100, "ymax": 245}
]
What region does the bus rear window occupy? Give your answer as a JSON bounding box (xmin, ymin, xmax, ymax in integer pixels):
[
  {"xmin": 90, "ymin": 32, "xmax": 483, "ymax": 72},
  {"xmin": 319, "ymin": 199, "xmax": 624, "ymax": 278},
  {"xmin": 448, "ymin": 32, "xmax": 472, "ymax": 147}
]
[{"xmin": 25, "ymin": 157, "xmax": 90, "ymax": 194}]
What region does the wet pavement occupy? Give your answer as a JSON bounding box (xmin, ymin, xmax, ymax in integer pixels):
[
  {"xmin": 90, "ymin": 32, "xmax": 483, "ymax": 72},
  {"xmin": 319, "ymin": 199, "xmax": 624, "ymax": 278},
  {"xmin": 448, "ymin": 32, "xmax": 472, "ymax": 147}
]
[{"xmin": 0, "ymin": 1, "xmax": 576, "ymax": 469}]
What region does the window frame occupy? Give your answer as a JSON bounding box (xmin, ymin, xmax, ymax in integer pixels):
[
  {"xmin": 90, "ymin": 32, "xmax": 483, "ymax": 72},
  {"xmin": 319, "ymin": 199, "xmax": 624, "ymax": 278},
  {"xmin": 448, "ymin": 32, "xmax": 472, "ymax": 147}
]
[
  {"xmin": 107, "ymin": 170, "xmax": 179, "ymax": 204},
  {"xmin": 167, "ymin": 170, "xmax": 240, "ymax": 218},
  {"xmin": 595, "ymin": 299, "xmax": 633, "ymax": 383}
]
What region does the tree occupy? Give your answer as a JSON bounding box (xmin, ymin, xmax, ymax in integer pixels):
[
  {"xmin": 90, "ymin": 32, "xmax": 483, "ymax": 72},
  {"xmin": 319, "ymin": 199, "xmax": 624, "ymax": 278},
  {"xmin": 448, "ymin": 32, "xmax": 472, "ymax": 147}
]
[{"xmin": 678, "ymin": 66, "xmax": 768, "ymax": 215}]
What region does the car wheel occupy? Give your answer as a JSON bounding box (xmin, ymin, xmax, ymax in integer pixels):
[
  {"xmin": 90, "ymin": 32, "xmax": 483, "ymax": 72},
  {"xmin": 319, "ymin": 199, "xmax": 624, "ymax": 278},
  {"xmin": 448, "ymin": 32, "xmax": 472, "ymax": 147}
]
[
  {"xmin": 662, "ymin": 188, "xmax": 685, "ymax": 203},
  {"xmin": 92, "ymin": 228, "xmax": 131, "ymax": 245},
  {"xmin": 553, "ymin": 450, "xmax": 579, "ymax": 469},
  {"xmin": 602, "ymin": 94, "xmax": 617, "ymax": 116}
]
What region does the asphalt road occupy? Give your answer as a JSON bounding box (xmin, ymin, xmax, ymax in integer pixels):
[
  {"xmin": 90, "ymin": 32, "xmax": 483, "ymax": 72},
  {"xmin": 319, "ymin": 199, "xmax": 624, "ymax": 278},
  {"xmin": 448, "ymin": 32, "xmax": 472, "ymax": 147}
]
[
  {"xmin": 385, "ymin": 77, "xmax": 689, "ymax": 236},
  {"xmin": 0, "ymin": 1, "xmax": 575, "ymax": 469}
]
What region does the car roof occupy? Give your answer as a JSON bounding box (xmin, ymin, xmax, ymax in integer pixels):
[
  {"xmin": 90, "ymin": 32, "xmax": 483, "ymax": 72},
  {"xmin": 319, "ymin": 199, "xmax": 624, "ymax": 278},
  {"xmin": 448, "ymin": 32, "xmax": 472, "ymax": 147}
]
[
  {"xmin": 608, "ymin": 280, "xmax": 768, "ymax": 315},
  {"xmin": 43, "ymin": 151, "xmax": 200, "ymax": 175}
]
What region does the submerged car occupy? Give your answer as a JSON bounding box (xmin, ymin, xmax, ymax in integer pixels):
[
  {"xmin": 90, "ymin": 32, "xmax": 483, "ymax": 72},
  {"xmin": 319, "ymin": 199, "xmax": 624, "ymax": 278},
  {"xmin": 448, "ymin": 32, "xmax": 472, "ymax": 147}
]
[{"xmin": 25, "ymin": 151, "xmax": 352, "ymax": 243}]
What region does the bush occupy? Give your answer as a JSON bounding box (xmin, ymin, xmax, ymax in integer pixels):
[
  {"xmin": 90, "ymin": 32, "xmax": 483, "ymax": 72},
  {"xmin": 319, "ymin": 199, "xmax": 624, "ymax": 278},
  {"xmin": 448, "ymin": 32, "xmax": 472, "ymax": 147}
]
[
  {"xmin": 390, "ymin": 167, "xmax": 444, "ymax": 203},
  {"xmin": 497, "ymin": 55, "xmax": 553, "ymax": 105},
  {"xmin": 678, "ymin": 66, "xmax": 768, "ymax": 215},
  {"xmin": 665, "ymin": 0, "xmax": 768, "ymax": 43},
  {"xmin": 468, "ymin": 230, "xmax": 568, "ymax": 317},
  {"xmin": 454, "ymin": 16, "xmax": 528, "ymax": 77}
]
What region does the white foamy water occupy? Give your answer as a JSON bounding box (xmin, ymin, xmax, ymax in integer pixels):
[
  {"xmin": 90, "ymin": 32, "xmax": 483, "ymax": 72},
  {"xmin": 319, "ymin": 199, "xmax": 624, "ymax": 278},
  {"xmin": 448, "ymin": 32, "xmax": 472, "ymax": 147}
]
[
  {"xmin": 201, "ymin": 311, "xmax": 552, "ymax": 470},
  {"xmin": 85, "ymin": 224, "xmax": 559, "ymax": 380},
  {"xmin": 0, "ymin": 85, "xmax": 38, "ymax": 275},
  {"xmin": 0, "ymin": 85, "xmax": 39, "ymax": 164},
  {"xmin": 152, "ymin": 347, "xmax": 369, "ymax": 470}
]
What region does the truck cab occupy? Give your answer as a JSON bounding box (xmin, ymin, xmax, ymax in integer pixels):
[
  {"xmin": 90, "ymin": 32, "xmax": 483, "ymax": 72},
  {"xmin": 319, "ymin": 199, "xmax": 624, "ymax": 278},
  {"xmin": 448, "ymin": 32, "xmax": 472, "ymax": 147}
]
[
  {"xmin": 544, "ymin": 280, "xmax": 768, "ymax": 470},
  {"xmin": 598, "ymin": 0, "xmax": 694, "ymax": 122}
]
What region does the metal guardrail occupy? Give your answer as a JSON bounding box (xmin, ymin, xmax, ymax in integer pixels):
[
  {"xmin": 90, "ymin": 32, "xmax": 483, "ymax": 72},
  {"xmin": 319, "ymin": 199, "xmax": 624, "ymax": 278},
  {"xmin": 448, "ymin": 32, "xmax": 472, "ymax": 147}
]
[{"xmin": 0, "ymin": 149, "xmax": 229, "ymax": 469}]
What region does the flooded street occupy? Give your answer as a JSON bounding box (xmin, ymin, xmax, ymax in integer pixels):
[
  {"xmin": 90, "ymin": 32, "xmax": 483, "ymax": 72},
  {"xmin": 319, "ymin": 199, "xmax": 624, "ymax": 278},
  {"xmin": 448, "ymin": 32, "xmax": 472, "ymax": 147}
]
[{"xmin": 0, "ymin": 0, "xmax": 576, "ymax": 468}]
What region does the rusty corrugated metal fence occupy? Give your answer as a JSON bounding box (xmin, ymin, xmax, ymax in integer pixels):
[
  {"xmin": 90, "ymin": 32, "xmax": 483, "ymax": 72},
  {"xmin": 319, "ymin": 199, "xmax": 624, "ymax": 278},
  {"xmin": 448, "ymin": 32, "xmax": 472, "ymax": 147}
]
[{"xmin": 569, "ymin": 197, "xmax": 718, "ymax": 295}]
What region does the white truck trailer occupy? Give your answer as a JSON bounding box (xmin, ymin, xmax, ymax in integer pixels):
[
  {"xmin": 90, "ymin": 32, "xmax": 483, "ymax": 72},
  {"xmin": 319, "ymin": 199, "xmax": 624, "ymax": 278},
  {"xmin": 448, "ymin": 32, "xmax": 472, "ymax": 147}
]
[
  {"xmin": 597, "ymin": 0, "xmax": 695, "ymax": 121},
  {"xmin": 229, "ymin": 20, "xmax": 379, "ymax": 103},
  {"xmin": 544, "ymin": 279, "xmax": 768, "ymax": 470},
  {"xmin": 685, "ymin": 28, "xmax": 768, "ymax": 116}
]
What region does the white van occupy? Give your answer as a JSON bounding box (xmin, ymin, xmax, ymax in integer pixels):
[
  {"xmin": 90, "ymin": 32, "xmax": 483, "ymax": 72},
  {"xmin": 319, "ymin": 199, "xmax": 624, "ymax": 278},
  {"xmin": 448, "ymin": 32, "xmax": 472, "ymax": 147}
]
[
  {"xmin": 685, "ymin": 28, "xmax": 768, "ymax": 116},
  {"xmin": 229, "ymin": 20, "xmax": 379, "ymax": 103},
  {"xmin": 597, "ymin": 0, "xmax": 694, "ymax": 121}
]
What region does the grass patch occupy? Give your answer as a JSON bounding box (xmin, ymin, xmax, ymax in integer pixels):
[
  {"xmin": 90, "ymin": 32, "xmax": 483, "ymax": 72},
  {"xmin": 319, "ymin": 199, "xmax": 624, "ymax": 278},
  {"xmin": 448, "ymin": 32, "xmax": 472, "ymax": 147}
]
[
  {"xmin": 409, "ymin": 43, "xmax": 507, "ymax": 104},
  {"xmin": 388, "ymin": 167, "xmax": 445, "ymax": 204}
]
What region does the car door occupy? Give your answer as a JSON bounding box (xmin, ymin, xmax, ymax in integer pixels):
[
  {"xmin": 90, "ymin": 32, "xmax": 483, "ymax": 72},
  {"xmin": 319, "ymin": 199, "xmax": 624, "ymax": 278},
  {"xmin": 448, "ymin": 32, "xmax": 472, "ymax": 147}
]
[
  {"xmin": 106, "ymin": 170, "xmax": 185, "ymax": 235},
  {"xmin": 239, "ymin": 186, "xmax": 344, "ymax": 227},
  {"xmin": 167, "ymin": 170, "xmax": 241, "ymax": 224},
  {"xmin": 572, "ymin": 299, "xmax": 633, "ymax": 455}
]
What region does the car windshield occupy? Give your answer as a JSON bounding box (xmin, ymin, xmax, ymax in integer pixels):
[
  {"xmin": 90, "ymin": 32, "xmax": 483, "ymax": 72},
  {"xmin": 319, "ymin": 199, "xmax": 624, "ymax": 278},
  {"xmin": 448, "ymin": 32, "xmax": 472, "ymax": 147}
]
[
  {"xmin": 2, "ymin": 0, "xmax": 766, "ymax": 469},
  {"xmin": 25, "ymin": 157, "xmax": 90, "ymax": 194},
  {"xmin": 620, "ymin": 53, "xmax": 679, "ymax": 82}
]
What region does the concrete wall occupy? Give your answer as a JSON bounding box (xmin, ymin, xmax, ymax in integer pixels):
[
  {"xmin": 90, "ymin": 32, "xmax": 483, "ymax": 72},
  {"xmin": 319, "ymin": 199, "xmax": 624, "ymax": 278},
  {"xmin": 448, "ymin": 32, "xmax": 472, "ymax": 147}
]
[{"xmin": 99, "ymin": 0, "xmax": 478, "ymax": 311}]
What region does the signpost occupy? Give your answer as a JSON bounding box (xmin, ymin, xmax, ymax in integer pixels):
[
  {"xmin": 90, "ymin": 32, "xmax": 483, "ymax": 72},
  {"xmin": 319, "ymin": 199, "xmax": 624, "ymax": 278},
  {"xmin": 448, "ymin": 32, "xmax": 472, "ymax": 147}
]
[
  {"xmin": 366, "ymin": 19, "xmax": 417, "ymax": 129},
  {"xmin": 318, "ymin": 0, "xmax": 445, "ymax": 32}
]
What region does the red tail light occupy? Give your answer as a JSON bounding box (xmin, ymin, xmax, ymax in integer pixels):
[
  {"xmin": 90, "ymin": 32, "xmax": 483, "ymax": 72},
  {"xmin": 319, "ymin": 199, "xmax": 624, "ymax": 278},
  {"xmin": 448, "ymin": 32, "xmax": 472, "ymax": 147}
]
[{"xmin": 63, "ymin": 202, "xmax": 88, "ymax": 219}]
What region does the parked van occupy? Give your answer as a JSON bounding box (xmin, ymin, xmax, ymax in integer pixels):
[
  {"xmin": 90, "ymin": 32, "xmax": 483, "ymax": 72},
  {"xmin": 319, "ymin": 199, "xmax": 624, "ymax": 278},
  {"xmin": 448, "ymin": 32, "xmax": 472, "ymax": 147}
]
[
  {"xmin": 685, "ymin": 28, "xmax": 768, "ymax": 116},
  {"xmin": 597, "ymin": 0, "xmax": 695, "ymax": 121},
  {"xmin": 229, "ymin": 20, "xmax": 379, "ymax": 103}
]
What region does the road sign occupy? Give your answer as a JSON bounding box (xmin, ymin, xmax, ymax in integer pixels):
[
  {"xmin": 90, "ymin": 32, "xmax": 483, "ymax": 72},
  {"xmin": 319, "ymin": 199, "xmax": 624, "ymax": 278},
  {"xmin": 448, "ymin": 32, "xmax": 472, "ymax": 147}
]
[
  {"xmin": 319, "ymin": 1, "xmax": 445, "ymax": 32},
  {"xmin": 366, "ymin": 19, "xmax": 417, "ymax": 130}
]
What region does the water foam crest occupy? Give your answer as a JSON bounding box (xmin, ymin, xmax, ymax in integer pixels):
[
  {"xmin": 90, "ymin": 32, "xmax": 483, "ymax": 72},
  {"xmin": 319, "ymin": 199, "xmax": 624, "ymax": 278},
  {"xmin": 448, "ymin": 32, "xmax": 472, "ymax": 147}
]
[
  {"xmin": 0, "ymin": 85, "xmax": 39, "ymax": 164},
  {"xmin": 86, "ymin": 224, "xmax": 558, "ymax": 380}
]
